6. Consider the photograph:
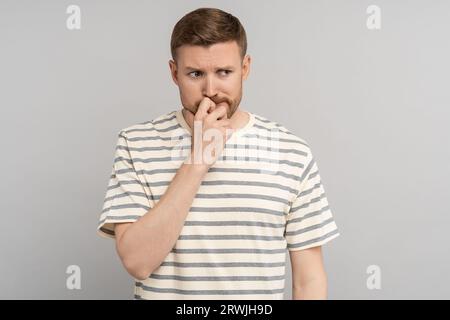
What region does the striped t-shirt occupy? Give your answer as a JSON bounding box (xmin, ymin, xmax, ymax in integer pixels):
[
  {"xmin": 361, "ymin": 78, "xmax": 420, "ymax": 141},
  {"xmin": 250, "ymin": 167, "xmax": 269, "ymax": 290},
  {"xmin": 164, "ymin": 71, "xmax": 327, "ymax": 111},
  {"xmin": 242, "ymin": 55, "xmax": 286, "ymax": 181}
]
[{"xmin": 98, "ymin": 108, "xmax": 340, "ymax": 300}]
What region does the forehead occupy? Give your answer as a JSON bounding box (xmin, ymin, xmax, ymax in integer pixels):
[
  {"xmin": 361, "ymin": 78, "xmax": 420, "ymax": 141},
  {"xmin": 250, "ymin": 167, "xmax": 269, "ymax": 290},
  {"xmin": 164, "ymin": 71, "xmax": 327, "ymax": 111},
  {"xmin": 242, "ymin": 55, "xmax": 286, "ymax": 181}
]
[{"xmin": 176, "ymin": 41, "xmax": 241, "ymax": 69}]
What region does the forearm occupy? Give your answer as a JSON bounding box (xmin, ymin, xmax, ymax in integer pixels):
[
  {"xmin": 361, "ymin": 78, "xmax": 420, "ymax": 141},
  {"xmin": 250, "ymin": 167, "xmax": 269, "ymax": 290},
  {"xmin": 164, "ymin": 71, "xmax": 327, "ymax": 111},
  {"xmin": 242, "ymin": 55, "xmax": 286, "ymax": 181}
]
[
  {"xmin": 117, "ymin": 155, "xmax": 208, "ymax": 280},
  {"xmin": 292, "ymin": 277, "xmax": 328, "ymax": 300}
]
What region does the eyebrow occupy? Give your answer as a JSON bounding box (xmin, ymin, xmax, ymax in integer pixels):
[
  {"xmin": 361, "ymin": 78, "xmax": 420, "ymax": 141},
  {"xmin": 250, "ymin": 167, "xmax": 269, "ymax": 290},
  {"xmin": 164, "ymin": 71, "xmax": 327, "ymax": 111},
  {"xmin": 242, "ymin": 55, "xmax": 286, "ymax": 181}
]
[{"xmin": 184, "ymin": 66, "xmax": 235, "ymax": 71}]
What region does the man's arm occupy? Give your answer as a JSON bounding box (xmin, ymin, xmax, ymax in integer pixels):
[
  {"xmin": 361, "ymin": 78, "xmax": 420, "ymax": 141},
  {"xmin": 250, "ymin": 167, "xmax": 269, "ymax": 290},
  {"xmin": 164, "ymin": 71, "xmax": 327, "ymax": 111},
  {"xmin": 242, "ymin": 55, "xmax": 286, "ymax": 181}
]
[
  {"xmin": 113, "ymin": 100, "xmax": 231, "ymax": 281},
  {"xmin": 289, "ymin": 246, "xmax": 328, "ymax": 299},
  {"xmin": 114, "ymin": 155, "xmax": 208, "ymax": 281}
]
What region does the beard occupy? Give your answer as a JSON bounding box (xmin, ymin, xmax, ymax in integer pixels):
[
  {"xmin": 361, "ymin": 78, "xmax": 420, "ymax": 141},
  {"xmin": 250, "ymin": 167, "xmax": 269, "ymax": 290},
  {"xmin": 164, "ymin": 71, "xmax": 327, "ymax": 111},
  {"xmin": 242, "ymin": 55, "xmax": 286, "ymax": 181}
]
[
  {"xmin": 211, "ymin": 98, "xmax": 235, "ymax": 119},
  {"xmin": 181, "ymin": 84, "xmax": 243, "ymax": 119},
  {"xmin": 206, "ymin": 89, "xmax": 243, "ymax": 119}
]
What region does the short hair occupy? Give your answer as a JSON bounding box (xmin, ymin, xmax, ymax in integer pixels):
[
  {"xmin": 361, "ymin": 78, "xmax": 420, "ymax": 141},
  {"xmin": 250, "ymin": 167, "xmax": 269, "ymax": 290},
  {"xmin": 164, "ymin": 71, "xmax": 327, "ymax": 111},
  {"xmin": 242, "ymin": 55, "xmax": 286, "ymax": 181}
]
[{"xmin": 170, "ymin": 7, "xmax": 247, "ymax": 62}]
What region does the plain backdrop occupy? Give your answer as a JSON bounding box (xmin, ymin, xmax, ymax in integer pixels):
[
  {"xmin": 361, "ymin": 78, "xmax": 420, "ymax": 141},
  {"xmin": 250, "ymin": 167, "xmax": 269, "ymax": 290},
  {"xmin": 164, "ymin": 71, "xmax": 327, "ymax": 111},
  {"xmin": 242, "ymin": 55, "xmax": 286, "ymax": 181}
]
[{"xmin": 1, "ymin": 0, "xmax": 449, "ymax": 299}]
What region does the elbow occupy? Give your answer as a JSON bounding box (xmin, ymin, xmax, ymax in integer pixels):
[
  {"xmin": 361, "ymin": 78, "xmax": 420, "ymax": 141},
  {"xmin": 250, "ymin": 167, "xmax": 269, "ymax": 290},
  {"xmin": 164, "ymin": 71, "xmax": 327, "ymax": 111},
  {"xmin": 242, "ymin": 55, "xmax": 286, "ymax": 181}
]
[
  {"xmin": 131, "ymin": 269, "xmax": 151, "ymax": 282},
  {"xmin": 116, "ymin": 242, "xmax": 154, "ymax": 281},
  {"xmin": 122, "ymin": 258, "xmax": 153, "ymax": 281}
]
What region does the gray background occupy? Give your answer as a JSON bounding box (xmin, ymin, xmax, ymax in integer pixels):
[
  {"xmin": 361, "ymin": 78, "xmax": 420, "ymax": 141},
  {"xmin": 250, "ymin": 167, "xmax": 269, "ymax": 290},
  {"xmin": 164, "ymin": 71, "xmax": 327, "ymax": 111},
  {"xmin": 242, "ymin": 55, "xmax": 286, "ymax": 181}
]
[{"xmin": 1, "ymin": 0, "xmax": 449, "ymax": 299}]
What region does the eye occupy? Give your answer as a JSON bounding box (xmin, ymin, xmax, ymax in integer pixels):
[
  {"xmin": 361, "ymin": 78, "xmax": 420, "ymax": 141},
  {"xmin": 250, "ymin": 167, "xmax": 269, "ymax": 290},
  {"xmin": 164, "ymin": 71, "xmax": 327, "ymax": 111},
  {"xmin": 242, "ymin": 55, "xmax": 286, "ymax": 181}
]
[
  {"xmin": 188, "ymin": 71, "xmax": 202, "ymax": 78},
  {"xmin": 219, "ymin": 70, "xmax": 232, "ymax": 76}
]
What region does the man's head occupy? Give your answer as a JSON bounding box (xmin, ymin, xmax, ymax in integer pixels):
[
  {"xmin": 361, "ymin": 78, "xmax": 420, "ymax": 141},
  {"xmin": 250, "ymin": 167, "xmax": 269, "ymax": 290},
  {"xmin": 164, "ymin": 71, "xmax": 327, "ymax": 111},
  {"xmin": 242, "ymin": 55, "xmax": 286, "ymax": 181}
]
[{"xmin": 169, "ymin": 8, "xmax": 251, "ymax": 119}]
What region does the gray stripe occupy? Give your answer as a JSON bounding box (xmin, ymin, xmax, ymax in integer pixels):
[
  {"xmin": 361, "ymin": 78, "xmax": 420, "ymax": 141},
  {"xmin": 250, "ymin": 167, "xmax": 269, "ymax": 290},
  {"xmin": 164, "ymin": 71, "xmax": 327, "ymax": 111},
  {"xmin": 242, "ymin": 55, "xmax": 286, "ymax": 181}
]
[
  {"xmin": 99, "ymin": 218, "xmax": 285, "ymax": 230},
  {"xmin": 115, "ymin": 145, "xmax": 130, "ymax": 153},
  {"xmin": 101, "ymin": 203, "xmax": 150, "ymax": 214},
  {"xmin": 253, "ymin": 123, "xmax": 291, "ymax": 135},
  {"xmin": 149, "ymin": 274, "xmax": 285, "ymax": 281},
  {"xmin": 114, "ymin": 156, "xmax": 184, "ymax": 164},
  {"xmin": 220, "ymin": 156, "xmax": 304, "ymax": 168},
  {"xmin": 226, "ymin": 144, "xmax": 307, "ymax": 156},
  {"xmin": 104, "ymin": 189, "xmax": 156, "ymax": 202},
  {"xmin": 207, "ymin": 167, "xmax": 301, "ymax": 182},
  {"xmin": 104, "ymin": 191, "xmax": 148, "ymax": 203},
  {"xmin": 104, "ymin": 187, "xmax": 291, "ymax": 205},
  {"xmin": 201, "ymin": 180, "xmax": 298, "ymax": 195},
  {"xmin": 254, "ymin": 115, "xmax": 284, "ymax": 126},
  {"xmin": 194, "ymin": 193, "xmax": 290, "ymax": 205},
  {"xmin": 138, "ymin": 113, "xmax": 177, "ymax": 126},
  {"xmin": 189, "ymin": 206, "xmax": 285, "ymax": 217},
  {"xmin": 171, "ymin": 248, "xmax": 287, "ymax": 254},
  {"xmin": 241, "ymin": 133, "xmax": 308, "ymax": 146},
  {"xmin": 133, "ymin": 167, "xmax": 302, "ymax": 184},
  {"xmin": 160, "ymin": 261, "xmax": 286, "ymax": 268},
  {"xmin": 299, "ymin": 158, "xmax": 315, "ymax": 187},
  {"xmin": 184, "ymin": 220, "xmax": 285, "ymax": 228},
  {"xmin": 287, "ymin": 228, "xmax": 339, "ymax": 249},
  {"xmin": 127, "ymin": 134, "xmax": 190, "ymax": 142},
  {"xmin": 288, "ymin": 205, "xmax": 330, "ymax": 224},
  {"xmin": 135, "ymin": 282, "xmax": 285, "ymax": 295},
  {"xmin": 290, "ymin": 192, "xmax": 327, "ymax": 214},
  {"xmin": 115, "ymin": 155, "xmax": 304, "ymax": 169},
  {"xmin": 143, "ymin": 181, "xmax": 170, "ymax": 187},
  {"xmin": 118, "ymin": 143, "xmax": 307, "ymax": 156},
  {"xmin": 127, "ymin": 132, "xmax": 303, "ymax": 145},
  {"xmin": 134, "ymin": 168, "xmax": 178, "ymax": 175},
  {"xmin": 309, "ymin": 170, "xmax": 319, "ymax": 179},
  {"xmin": 178, "ymin": 234, "xmax": 285, "ymax": 241},
  {"xmin": 107, "ymin": 180, "xmax": 143, "ymax": 191},
  {"xmin": 125, "ymin": 123, "xmax": 182, "ymax": 134},
  {"xmin": 118, "ymin": 166, "xmax": 300, "ymax": 184},
  {"xmin": 117, "ymin": 145, "xmax": 190, "ymax": 152},
  {"xmin": 298, "ymin": 181, "xmax": 322, "ymax": 198},
  {"xmin": 285, "ymin": 217, "xmax": 335, "ymax": 236}
]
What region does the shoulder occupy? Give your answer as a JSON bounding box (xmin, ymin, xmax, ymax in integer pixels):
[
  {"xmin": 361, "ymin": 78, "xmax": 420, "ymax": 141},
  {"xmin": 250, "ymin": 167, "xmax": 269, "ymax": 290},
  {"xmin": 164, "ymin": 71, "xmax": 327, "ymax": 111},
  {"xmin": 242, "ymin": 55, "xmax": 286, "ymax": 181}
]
[
  {"xmin": 251, "ymin": 112, "xmax": 313, "ymax": 156},
  {"xmin": 116, "ymin": 110, "xmax": 180, "ymax": 140}
]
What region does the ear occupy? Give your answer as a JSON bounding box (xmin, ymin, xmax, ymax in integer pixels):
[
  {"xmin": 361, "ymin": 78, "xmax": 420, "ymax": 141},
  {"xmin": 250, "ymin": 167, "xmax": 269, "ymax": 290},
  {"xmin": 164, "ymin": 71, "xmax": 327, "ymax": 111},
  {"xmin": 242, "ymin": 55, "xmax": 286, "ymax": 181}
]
[
  {"xmin": 169, "ymin": 59, "xmax": 179, "ymax": 86},
  {"xmin": 242, "ymin": 54, "xmax": 251, "ymax": 81}
]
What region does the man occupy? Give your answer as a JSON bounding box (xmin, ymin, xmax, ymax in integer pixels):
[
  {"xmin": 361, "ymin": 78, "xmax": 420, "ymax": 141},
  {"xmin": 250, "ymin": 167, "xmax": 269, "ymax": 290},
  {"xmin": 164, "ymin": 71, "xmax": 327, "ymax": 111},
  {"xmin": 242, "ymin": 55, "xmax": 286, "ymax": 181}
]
[{"xmin": 98, "ymin": 7, "xmax": 340, "ymax": 300}]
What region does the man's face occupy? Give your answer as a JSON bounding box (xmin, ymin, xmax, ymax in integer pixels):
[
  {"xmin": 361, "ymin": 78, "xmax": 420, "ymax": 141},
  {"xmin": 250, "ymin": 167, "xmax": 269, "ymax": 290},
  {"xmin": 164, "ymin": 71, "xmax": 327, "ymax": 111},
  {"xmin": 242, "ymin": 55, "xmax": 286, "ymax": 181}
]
[{"xmin": 169, "ymin": 40, "xmax": 251, "ymax": 119}]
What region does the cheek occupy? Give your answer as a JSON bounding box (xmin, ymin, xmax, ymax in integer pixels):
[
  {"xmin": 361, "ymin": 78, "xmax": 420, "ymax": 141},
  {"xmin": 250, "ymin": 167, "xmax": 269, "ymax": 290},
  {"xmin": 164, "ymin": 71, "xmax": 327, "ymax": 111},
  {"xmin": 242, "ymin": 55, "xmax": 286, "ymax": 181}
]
[
  {"xmin": 178, "ymin": 80, "xmax": 198, "ymax": 100},
  {"xmin": 223, "ymin": 77, "xmax": 242, "ymax": 96}
]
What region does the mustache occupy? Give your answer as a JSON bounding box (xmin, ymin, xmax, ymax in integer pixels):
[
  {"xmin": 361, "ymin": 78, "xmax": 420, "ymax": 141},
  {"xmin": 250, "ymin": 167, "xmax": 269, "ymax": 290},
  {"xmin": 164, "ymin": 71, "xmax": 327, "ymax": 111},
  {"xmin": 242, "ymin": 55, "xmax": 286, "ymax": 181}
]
[
  {"xmin": 213, "ymin": 98, "xmax": 229, "ymax": 105},
  {"xmin": 200, "ymin": 97, "xmax": 231, "ymax": 106}
]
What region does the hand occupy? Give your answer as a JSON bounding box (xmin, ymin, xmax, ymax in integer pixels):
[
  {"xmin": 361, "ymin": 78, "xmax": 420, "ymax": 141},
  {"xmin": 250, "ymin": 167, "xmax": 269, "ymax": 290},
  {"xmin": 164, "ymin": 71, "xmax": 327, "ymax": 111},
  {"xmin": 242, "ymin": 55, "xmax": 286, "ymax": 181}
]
[{"xmin": 183, "ymin": 97, "xmax": 234, "ymax": 168}]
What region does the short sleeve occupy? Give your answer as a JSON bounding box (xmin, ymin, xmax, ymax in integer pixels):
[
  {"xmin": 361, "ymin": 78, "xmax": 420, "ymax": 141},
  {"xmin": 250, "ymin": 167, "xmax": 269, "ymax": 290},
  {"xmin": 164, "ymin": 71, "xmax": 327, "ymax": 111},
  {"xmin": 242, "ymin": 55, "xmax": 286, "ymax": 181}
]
[
  {"xmin": 97, "ymin": 130, "xmax": 152, "ymax": 239},
  {"xmin": 285, "ymin": 145, "xmax": 340, "ymax": 251}
]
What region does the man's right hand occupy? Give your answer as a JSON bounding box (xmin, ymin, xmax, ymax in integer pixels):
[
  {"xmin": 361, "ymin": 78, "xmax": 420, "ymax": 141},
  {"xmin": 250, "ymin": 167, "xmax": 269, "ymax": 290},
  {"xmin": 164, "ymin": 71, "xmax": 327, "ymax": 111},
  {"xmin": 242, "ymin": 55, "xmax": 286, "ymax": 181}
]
[{"xmin": 183, "ymin": 97, "xmax": 234, "ymax": 168}]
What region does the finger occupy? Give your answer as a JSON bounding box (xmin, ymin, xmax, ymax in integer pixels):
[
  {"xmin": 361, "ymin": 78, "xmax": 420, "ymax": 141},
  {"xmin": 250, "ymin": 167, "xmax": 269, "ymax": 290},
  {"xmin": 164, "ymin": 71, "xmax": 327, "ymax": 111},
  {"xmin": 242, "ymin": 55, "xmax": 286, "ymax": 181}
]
[
  {"xmin": 207, "ymin": 104, "xmax": 216, "ymax": 114},
  {"xmin": 208, "ymin": 104, "xmax": 228, "ymax": 121},
  {"xmin": 196, "ymin": 97, "xmax": 215, "ymax": 119},
  {"xmin": 214, "ymin": 119, "xmax": 231, "ymax": 127},
  {"xmin": 217, "ymin": 104, "xmax": 229, "ymax": 120}
]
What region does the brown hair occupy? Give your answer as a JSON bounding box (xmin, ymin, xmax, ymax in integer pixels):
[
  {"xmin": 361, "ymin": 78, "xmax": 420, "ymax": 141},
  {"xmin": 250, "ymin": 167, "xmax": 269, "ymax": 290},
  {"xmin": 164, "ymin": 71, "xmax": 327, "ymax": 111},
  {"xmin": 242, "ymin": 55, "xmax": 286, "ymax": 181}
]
[{"xmin": 170, "ymin": 8, "xmax": 247, "ymax": 62}]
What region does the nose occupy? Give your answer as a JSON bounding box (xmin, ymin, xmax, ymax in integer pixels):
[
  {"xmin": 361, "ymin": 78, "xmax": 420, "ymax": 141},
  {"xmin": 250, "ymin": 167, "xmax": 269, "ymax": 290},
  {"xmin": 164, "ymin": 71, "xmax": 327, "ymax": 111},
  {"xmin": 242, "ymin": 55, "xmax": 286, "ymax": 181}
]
[{"xmin": 202, "ymin": 74, "xmax": 219, "ymax": 98}]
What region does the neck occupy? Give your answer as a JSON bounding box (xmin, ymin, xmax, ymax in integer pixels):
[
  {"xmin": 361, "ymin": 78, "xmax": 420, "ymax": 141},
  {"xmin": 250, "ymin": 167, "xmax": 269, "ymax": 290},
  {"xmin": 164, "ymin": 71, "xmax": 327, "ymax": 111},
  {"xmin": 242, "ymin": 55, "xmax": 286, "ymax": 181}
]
[{"xmin": 229, "ymin": 109, "xmax": 249, "ymax": 130}]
